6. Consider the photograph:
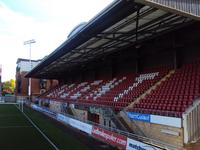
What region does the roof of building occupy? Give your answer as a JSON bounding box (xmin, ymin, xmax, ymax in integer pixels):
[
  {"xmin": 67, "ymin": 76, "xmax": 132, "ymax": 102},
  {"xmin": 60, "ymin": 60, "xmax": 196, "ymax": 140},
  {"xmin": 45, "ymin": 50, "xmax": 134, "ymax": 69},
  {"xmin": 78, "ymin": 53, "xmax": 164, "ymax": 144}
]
[
  {"xmin": 25, "ymin": 0, "xmax": 195, "ymax": 79},
  {"xmin": 16, "ymin": 58, "xmax": 42, "ymax": 64}
]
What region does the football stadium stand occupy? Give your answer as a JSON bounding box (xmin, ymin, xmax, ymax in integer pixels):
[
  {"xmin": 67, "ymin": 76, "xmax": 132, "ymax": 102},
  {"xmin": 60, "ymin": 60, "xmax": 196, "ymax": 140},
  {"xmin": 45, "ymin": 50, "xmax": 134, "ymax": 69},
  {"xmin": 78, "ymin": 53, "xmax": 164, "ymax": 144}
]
[{"xmin": 24, "ymin": 0, "xmax": 200, "ymax": 150}]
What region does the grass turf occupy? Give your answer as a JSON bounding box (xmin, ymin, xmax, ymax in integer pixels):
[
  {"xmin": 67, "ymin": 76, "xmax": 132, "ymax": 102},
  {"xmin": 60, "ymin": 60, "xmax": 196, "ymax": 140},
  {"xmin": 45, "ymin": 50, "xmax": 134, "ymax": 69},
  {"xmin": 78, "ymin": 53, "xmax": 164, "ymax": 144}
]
[
  {"xmin": 0, "ymin": 104, "xmax": 89, "ymax": 150},
  {"xmin": 23, "ymin": 106, "xmax": 90, "ymax": 150},
  {"xmin": 0, "ymin": 104, "xmax": 54, "ymax": 150}
]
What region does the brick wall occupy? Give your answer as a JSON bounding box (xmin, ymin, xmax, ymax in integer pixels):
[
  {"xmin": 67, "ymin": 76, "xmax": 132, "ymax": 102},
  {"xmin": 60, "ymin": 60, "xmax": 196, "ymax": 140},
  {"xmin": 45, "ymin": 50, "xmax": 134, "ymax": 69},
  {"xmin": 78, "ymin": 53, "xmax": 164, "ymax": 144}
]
[{"xmin": 15, "ymin": 71, "xmax": 58, "ymax": 97}]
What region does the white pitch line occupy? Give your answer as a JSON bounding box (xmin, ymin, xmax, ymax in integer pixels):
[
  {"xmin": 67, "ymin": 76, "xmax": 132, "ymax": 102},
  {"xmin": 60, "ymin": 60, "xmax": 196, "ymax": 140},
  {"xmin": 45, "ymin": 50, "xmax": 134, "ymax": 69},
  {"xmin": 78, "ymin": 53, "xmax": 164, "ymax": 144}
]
[
  {"xmin": 22, "ymin": 112, "xmax": 59, "ymax": 150},
  {"xmin": 15, "ymin": 105, "xmax": 59, "ymax": 150}
]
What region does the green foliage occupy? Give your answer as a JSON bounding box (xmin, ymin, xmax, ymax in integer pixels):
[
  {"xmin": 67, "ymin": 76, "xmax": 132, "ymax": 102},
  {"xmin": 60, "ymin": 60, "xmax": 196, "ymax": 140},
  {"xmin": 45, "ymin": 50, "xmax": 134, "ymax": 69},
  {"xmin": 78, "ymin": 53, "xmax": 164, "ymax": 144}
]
[{"xmin": 2, "ymin": 79, "xmax": 15, "ymax": 95}]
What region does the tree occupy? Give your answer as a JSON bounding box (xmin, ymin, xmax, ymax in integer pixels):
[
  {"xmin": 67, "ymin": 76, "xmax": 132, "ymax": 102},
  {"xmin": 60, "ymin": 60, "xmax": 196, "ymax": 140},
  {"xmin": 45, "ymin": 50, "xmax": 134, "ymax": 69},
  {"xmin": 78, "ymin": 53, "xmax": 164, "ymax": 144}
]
[{"xmin": 2, "ymin": 79, "xmax": 15, "ymax": 95}]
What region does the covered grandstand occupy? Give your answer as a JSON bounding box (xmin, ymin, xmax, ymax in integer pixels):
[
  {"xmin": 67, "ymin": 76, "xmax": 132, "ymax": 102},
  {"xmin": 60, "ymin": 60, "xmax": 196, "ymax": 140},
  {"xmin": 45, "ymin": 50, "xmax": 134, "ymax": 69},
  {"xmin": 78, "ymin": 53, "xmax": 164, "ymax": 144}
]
[{"xmin": 26, "ymin": 0, "xmax": 200, "ymax": 150}]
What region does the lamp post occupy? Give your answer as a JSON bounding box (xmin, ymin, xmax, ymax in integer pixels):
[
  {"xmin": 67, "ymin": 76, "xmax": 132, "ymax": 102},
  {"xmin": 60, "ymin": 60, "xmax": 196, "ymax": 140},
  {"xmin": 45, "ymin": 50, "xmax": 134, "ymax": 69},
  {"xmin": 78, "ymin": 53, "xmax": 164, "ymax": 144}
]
[{"xmin": 24, "ymin": 39, "xmax": 36, "ymax": 101}]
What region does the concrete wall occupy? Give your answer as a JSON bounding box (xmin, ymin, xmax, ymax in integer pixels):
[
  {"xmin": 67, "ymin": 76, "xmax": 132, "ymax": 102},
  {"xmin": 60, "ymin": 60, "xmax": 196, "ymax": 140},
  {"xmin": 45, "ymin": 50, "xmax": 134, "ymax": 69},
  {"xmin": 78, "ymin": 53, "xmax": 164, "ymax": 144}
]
[
  {"xmin": 112, "ymin": 56, "xmax": 137, "ymax": 76},
  {"xmin": 95, "ymin": 61, "xmax": 113, "ymax": 80},
  {"xmin": 140, "ymin": 51, "xmax": 174, "ymax": 70},
  {"xmin": 83, "ymin": 70, "xmax": 95, "ymax": 81},
  {"xmin": 71, "ymin": 108, "xmax": 88, "ymax": 121},
  {"xmin": 178, "ymin": 41, "xmax": 200, "ymax": 65},
  {"xmin": 129, "ymin": 120, "xmax": 184, "ymax": 147}
]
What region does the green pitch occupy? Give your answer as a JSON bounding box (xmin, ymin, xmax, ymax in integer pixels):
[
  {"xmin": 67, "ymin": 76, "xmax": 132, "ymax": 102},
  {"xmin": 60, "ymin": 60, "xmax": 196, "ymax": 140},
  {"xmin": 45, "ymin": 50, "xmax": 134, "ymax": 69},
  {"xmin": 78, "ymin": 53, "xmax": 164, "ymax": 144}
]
[{"xmin": 0, "ymin": 104, "xmax": 89, "ymax": 150}]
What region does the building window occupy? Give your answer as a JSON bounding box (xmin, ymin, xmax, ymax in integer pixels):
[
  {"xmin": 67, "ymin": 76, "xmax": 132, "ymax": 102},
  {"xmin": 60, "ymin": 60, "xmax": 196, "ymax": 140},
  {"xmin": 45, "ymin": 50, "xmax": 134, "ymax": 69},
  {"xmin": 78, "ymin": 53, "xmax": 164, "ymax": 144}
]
[{"xmin": 39, "ymin": 79, "xmax": 47, "ymax": 89}]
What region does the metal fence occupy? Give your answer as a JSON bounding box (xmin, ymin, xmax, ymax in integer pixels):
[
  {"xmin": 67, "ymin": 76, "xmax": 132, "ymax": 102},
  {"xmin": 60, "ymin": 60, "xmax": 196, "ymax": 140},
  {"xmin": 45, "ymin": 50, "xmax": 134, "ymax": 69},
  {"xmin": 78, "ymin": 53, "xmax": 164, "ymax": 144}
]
[
  {"xmin": 0, "ymin": 96, "xmax": 16, "ymax": 103},
  {"xmin": 32, "ymin": 103, "xmax": 183, "ymax": 150}
]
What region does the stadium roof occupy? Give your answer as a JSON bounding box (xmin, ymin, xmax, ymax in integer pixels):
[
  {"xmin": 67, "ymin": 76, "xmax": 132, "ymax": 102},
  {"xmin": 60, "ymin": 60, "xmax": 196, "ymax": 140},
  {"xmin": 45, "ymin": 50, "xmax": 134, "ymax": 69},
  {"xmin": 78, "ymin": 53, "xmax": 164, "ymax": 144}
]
[{"xmin": 26, "ymin": 0, "xmax": 194, "ymax": 79}]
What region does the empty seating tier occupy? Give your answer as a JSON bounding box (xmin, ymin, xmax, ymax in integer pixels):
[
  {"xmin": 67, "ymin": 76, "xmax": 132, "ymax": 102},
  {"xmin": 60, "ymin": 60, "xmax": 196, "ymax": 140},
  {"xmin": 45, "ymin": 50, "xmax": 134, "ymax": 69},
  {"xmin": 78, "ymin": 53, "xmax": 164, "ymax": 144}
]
[
  {"xmin": 129, "ymin": 62, "xmax": 200, "ymax": 118},
  {"xmin": 41, "ymin": 67, "xmax": 170, "ymax": 111}
]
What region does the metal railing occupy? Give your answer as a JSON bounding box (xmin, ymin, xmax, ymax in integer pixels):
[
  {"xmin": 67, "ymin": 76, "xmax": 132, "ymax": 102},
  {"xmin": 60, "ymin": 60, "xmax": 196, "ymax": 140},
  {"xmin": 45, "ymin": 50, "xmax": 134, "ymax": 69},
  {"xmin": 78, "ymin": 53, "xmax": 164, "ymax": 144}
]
[
  {"xmin": 28, "ymin": 103, "xmax": 183, "ymax": 150},
  {"xmin": 183, "ymin": 98, "xmax": 200, "ymax": 143},
  {"xmin": 0, "ymin": 96, "xmax": 17, "ymax": 103}
]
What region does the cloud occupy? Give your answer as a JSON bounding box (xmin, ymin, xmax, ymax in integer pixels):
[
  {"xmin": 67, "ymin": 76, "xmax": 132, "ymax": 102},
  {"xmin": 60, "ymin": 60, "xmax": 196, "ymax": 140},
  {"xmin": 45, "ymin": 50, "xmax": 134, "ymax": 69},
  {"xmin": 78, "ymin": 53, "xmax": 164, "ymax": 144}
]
[{"xmin": 0, "ymin": 0, "xmax": 113, "ymax": 81}]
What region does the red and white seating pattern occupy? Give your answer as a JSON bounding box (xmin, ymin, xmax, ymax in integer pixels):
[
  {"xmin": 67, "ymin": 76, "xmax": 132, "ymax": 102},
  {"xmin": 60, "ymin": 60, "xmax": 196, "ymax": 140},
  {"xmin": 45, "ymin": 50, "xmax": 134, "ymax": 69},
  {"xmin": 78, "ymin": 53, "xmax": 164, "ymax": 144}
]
[
  {"xmin": 114, "ymin": 72, "xmax": 159, "ymax": 102},
  {"xmin": 130, "ymin": 62, "xmax": 200, "ymax": 117},
  {"xmin": 42, "ymin": 67, "xmax": 169, "ymax": 111}
]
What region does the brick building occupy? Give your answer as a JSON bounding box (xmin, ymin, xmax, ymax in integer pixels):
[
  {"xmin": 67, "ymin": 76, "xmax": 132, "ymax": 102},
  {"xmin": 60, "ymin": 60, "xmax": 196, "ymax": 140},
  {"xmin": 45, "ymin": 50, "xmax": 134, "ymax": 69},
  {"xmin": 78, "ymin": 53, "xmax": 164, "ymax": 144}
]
[
  {"xmin": 0, "ymin": 65, "xmax": 2, "ymax": 96},
  {"xmin": 15, "ymin": 58, "xmax": 58, "ymax": 97}
]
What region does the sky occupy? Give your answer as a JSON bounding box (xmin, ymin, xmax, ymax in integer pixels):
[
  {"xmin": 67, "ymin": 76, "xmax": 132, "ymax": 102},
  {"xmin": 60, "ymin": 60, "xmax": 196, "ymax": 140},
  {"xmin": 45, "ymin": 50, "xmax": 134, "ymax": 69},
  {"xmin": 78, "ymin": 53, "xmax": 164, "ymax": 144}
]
[{"xmin": 0, "ymin": 0, "xmax": 113, "ymax": 82}]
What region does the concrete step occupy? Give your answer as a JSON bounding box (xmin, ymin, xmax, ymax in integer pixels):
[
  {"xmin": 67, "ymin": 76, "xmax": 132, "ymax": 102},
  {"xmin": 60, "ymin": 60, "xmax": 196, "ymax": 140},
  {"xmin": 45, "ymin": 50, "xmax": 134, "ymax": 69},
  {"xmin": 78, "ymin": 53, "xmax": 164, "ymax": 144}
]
[{"xmin": 118, "ymin": 116, "xmax": 133, "ymax": 132}]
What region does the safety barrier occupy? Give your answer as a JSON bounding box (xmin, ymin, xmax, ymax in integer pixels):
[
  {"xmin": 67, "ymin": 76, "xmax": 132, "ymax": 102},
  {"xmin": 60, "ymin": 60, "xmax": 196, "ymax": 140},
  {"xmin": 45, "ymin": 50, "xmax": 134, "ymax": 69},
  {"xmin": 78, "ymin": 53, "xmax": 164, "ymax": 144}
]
[{"xmin": 30, "ymin": 104, "xmax": 182, "ymax": 150}]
